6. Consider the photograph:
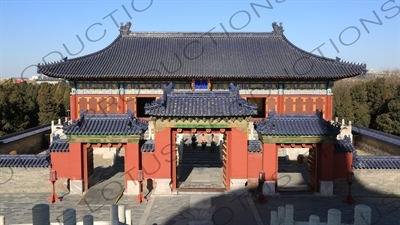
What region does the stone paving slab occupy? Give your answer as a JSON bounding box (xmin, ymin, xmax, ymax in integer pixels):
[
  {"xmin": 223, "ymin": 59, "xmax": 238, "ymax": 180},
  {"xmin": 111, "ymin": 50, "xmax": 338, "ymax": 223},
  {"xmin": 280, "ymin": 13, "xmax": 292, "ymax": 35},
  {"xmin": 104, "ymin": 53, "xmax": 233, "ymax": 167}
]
[{"xmin": 1, "ymin": 192, "xmax": 400, "ymax": 224}]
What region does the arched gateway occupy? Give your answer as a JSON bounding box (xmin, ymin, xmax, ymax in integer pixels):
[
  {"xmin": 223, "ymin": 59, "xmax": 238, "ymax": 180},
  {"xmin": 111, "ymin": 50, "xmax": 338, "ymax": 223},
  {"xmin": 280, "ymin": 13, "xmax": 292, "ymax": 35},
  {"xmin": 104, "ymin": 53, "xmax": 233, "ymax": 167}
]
[{"xmin": 39, "ymin": 22, "xmax": 366, "ymax": 195}]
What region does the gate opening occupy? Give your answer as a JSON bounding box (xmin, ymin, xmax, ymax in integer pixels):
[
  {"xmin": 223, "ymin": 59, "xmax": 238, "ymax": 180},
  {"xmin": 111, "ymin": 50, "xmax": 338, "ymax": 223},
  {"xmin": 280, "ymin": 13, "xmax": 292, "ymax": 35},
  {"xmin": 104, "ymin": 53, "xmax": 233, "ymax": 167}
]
[
  {"xmin": 175, "ymin": 130, "xmax": 227, "ymax": 192},
  {"xmin": 277, "ymin": 147, "xmax": 311, "ymax": 192}
]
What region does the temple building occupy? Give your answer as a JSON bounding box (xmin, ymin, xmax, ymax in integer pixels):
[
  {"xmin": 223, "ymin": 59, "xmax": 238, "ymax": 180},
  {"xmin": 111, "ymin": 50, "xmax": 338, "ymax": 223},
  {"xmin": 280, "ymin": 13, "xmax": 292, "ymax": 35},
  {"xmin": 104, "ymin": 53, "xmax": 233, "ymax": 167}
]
[{"xmin": 37, "ymin": 22, "xmax": 366, "ymax": 196}]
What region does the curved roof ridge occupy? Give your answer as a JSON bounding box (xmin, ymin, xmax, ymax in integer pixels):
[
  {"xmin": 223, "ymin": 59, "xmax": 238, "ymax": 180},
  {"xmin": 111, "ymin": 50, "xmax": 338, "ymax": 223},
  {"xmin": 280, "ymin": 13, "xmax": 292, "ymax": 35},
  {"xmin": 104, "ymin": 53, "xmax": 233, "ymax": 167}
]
[
  {"xmin": 38, "ymin": 35, "xmax": 123, "ymax": 69},
  {"xmin": 280, "ymin": 34, "xmax": 367, "ymax": 70}
]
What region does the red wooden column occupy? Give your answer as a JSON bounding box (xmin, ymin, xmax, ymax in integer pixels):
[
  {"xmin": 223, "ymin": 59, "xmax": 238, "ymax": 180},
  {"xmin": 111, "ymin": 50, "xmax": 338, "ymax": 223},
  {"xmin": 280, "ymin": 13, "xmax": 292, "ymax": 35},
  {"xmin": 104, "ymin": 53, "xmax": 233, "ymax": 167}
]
[
  {"xmin": 262, "ymin": 143, "xmax": 278, "ymax": 182},
  {"xmin": 325, "ymin": 95, "xmax": 333, "ymax": 120},
  {"xmin": 125, "ymin": 142, "xmax": 140, "ymax": 194},
  {"xmin": 70, "ymin": 95, "xmax": 77, "ymax": 120},
  {"xmin": 68, "ymin": 142, "xmax": 84, "ymax": 194}
]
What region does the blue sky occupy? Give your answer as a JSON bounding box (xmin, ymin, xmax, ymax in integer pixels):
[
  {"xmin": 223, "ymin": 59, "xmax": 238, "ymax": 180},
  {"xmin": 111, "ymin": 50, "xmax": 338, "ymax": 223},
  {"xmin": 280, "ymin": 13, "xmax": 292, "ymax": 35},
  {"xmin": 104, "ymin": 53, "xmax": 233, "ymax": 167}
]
[{"xmin": 1, "ymin": 0, "xmax": 399, "ymax": 79}]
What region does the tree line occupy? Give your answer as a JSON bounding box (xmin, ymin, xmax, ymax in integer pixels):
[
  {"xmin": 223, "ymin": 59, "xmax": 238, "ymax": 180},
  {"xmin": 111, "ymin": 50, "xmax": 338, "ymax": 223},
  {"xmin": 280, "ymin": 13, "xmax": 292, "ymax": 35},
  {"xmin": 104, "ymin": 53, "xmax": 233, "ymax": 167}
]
[
  {"xmin": 0, "ymin": 80, "xmax": 70, "ymax": 136},
  {"xmin": 333, "ymin": 75, "xmax": 400, "ymax": 136}
]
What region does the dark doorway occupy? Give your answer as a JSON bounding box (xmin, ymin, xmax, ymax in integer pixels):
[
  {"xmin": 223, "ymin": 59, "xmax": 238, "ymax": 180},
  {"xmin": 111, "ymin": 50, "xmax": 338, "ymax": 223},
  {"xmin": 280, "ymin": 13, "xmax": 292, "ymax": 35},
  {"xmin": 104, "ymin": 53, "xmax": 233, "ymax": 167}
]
[{"xmin": 137, "ymin": 98, "xmax": 156, "ymax": 117}]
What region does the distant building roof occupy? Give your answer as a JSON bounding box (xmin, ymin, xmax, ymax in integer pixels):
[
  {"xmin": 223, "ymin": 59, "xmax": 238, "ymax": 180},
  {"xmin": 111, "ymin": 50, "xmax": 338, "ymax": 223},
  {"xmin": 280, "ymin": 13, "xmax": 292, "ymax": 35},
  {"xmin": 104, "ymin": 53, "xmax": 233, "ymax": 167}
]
[
  {"xmin": 63, "ymin": 110, "xmax": 148, "ymax": 135},
  {"xmin": 255, "ymin": 110, "xmax": 341, "ymax": 137},
  {"xmin": 144, "ymin": 83, "xmax": 258, "ymax": 117},
  {"xmin": 37, "ymin": 22, "xmax": 366, "ymax": 81}
]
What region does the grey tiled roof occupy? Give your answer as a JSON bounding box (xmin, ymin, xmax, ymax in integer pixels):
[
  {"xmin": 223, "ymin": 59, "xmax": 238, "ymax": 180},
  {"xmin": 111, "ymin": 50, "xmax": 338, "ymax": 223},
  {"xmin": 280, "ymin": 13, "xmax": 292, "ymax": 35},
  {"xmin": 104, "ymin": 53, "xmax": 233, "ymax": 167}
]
[
  {"xmin": 37, "ymin": 23, "xmax": 366, "ymax": 80},
  {"xmin": 255, "ymin": 110, "xmax": 341, "ymax": 136},
  {"xmin": 334, "ymin": 136, "xmax": 355, "ymax": 153},
  {"xmin": 248, "ymin": 140, "xmax": 262, "ymax": 152},
  {"xmin": 144, "ymin": 83, "xmax": 258, "ymax": 117},
  {"xmin": 141, "ymin": 140, "xmax": 155, "ymax": 152},
  {"xmin": 49, "ymin": 139, "xmax": 69, "ymax": 152},
  {"xmin": 352, "ymin": 125, "xmax": 400, "ymax": 147},
  {"xmin": 0, "ymin": 124, "xmax": 50, "ymax": 145},
  {"xmin": 353, "ymin": 152, "xmax": 400, "ymax": 169},
  {"xmin": 0, "ymin": 152, "xmax": 50, "ymax": 167},
  {"xmin": 63, "ymin": 110, "xmax": 148, "ymax": 135}
]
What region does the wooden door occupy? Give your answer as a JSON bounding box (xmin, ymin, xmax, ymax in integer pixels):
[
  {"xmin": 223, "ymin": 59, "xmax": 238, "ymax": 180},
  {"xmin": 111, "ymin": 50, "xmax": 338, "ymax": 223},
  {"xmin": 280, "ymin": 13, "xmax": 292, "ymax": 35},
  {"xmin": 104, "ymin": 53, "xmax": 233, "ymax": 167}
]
[
  {"xmin": 307, "ymin": 147, "xmax": 317, "ymax": 191},
  {"xmin": 222, "ymin": 135, "xmax": 229, "ymax": 189},
  {"xmin": 84, "ymin": 146, "xmax": 94, "ymax": 191}
]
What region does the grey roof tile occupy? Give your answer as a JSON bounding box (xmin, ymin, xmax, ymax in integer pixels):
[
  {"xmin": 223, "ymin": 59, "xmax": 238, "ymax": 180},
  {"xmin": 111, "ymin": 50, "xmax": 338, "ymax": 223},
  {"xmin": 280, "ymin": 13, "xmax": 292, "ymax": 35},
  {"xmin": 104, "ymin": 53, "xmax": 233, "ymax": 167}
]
[
  {"xmin": 0, "ymin": 152, "xmax": 50, "ymax": 167},
  {"xmin": 63, "ymin": 110, "xmax": 148, "ymax": 135},
  {"xmin": 141, "ymin": 140, "xmax": 155, "ymax": 152},
  {"xmin": 248, "ymin": 140, "xmax": 262, "ymax": 152},
  {"xmin": 353, "ymin": 153, "xmax": 400, "ymax": 169},
  {"xmin": 352, "ymin": 125, "xmax": 400, "ymax": 147},
  {"xmin": 49, "ymin": 139, "xmax": 69, "ymax": 152},
  {"xmin": 37, "ymin": 23, "xmax": 366, "ymax": 80},
  {"xmin": 334, "ymin": 136, "xmax": 355, "ymax": 153},
  {"xmin": 145, "ymin": 83, "xmax": 257, "ymax": 117},
  {"xmin": 255, "ymin": 110, "xmax": 341, "ymax": 136}
]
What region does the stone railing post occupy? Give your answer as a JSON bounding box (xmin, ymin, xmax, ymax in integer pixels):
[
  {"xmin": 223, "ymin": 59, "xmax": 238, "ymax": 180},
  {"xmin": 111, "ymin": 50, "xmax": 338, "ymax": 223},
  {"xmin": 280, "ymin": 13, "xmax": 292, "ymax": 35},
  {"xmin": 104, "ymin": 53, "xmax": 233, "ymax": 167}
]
[
  {"xmin": 278, "ymin": 206, "xmax": 285, "ymax": 224},
  {"xmin": 83, "ymin": 215, "xmax": 93, "ymax": 225},
  {"xmin": 110, "ymin": 204, "xmax": 118, "ymax": 225},
  {"xmin": 126, "ymin": 209, "xmax": 132, "ymax": 225},
  {"xmin": 284, "ymin": 204, "xmax": 294, "ymax": 225},
  {"xmin": 327, "ymin": 208, "xmax": 341, "ymax": 225},
  {"xmin": 63, "ymin": 208, "xmax": 76, "ymax": 225},
  {"xmin": 270, "ymin": 210, "xmax": 278, "ymax": 225},
  {"xmin": 0, "ymin": 215, "xmax": 5, "ymax": 225},
  {"xmin": 118, "ymin": 205, "xmax": 126, "ymax": 224},
  {"xmin": 32, "ymin": 204, "xmax": 50, "ymax": 225},
  {"xmin": 309, "ymin": 215, "xmax": 320, "ymax": 225},
  {"xmin": 354, "ymin": 204, "xmax": 371, "ymax": 225}
]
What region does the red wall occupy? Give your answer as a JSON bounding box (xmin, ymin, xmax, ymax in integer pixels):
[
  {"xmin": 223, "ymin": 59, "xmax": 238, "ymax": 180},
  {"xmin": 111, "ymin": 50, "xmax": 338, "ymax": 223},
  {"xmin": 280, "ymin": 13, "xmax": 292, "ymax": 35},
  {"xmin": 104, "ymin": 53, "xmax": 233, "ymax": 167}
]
[
  {"xmin": 68, "ymin": 142, "xmax": 83, "ymax": 180},
  {"xmin": 147, "ymin": 128, "xmax": 171, "ymax": 178},
  {"xmin": 125, "ymin": 143, "xmax": 139, "ymax": 187},
  {"xmin": 334, "ymin": 153, "xmax": 353, "ymax": 180},
  {"xmin": 229, "ymin": 128, "xmax": 248, "ymax": 179},
  {"xmin": 247, "ymin": 152, "xmax": 262, "ymax": 178},
  {"xmin": 263, "ymin": 143, "xmax": 278, "ymax": 182},
  {"xmin": 50, "ymin": 152, "xmax": 70, "ymax": 178},
  {"xmin": 319, "ymin": 143, "xmax": 334, "ymax": 181}
]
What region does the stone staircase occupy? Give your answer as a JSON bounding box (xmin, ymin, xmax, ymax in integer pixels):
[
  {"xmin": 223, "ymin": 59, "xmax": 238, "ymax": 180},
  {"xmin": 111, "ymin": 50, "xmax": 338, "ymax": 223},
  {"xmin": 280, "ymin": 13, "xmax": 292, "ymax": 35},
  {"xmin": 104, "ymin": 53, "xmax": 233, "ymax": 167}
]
[{"xmin": 181, "ymin": 145, "xmax": 222, "ymax": 167}]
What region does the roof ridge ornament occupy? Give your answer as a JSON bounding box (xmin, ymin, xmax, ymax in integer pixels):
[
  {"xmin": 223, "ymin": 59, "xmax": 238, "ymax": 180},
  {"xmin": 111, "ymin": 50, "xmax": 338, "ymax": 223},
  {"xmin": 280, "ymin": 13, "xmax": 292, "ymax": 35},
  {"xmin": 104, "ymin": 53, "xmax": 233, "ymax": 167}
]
[
  {"xmin": 119, "ymin": 22, "xmax": 132, "ymax": 36},
  {"xmin": 272, "ymin": 22, "xmax": 284, "ymax": 36}
]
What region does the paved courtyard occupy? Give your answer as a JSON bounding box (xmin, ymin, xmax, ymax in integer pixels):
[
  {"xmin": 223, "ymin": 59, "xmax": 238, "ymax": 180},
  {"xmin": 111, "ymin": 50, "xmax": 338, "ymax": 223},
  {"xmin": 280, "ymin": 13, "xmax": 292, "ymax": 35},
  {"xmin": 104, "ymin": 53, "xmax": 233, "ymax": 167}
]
[{"xmin": 1, "ymin": 190, "xmax": 400, "ymax": 225}]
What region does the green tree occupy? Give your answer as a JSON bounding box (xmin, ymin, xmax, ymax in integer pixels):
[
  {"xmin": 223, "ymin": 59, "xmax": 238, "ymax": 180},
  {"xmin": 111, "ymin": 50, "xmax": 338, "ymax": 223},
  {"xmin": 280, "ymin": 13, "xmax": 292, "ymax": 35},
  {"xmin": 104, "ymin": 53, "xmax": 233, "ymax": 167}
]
[
  {"xmin": 375, "ymin": 86, "xmax": 400, "ymax": 135},
  {"xmin": 37, "ymin": 83, "xmax": 60, "ymax": 124},
  {"xmin": 365, "ymin": 78, "xmax": 396, "ymax": 128},
  {"xmin": 0, "ymin": 80, "xmax": 32, "ymax": 135},
  {"xmin": 333, "ymin": 88, "xmax": 354, "ymax": 122},
  {"xmin": 350, "ymin": 82, "xmax": 370, "ymax": 127}
]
